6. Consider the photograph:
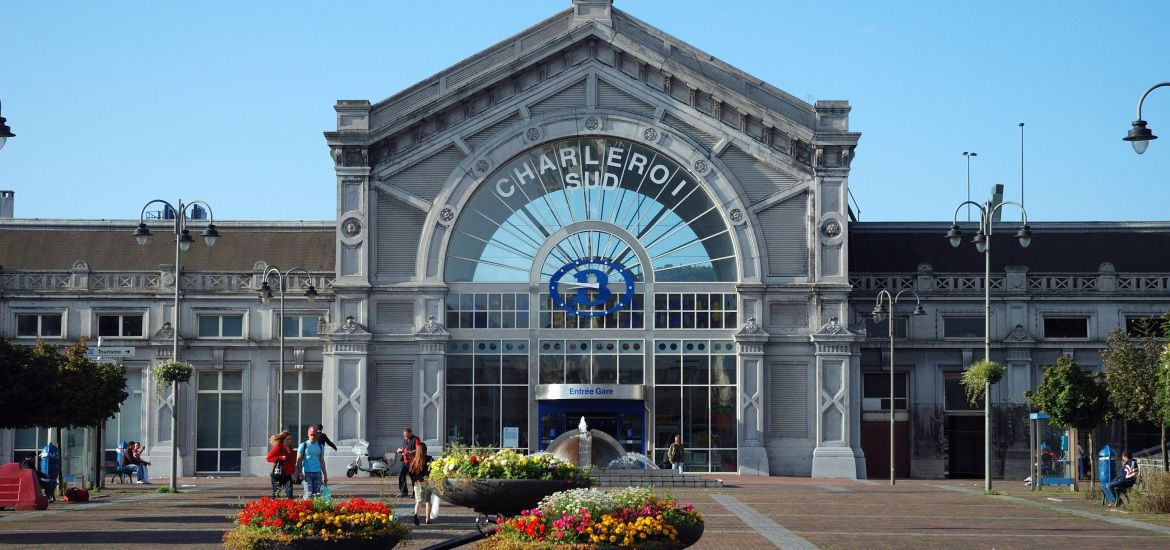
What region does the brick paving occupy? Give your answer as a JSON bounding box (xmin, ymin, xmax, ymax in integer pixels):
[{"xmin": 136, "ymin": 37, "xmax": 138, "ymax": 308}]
[{"xmin": 1, "ymin": 475, "xmax": 1168, "ymax": 549}]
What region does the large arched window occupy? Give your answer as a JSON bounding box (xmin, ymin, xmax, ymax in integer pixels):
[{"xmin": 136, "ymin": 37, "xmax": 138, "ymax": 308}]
[{"xmin": 445, "ymin": 137, "xmax": 737, "ymax": 283}]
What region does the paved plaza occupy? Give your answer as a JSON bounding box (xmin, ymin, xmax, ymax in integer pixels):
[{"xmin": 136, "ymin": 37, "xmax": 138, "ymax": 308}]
[{"xmin": 2, "ymin": 475, "xmax": 1169, "ymax": 549}]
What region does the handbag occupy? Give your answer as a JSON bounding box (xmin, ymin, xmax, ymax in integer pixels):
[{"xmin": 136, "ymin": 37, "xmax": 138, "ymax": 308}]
[{"xmin": 271, "ymin": 459, "xmax": 289, "ymax": 482}]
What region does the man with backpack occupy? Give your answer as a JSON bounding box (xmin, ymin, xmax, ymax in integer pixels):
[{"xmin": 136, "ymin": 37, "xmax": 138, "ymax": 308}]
[
  {"xmin": 397, "ymin": 427, "xmax": 420, "ymax": 497},
  {"xmin": 668, "ymin": 434, "xmax": 685, "ymax": 474},
  {"xmin": 295, "ymin": 425, "xmax": 329, "ymax": 498}
]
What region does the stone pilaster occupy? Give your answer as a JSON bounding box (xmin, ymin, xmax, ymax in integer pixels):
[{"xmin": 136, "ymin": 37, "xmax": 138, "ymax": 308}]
[
  {"xmin": 735, "ymin": 318, "xmax": 770, "ymax": 475},
  {"xmin": 809, "ymin": 318, "xmax": 864, "ymax": 478},
  {"xmin": 415, "ymin": 317, "xmax": 450, "ymax": 450}
]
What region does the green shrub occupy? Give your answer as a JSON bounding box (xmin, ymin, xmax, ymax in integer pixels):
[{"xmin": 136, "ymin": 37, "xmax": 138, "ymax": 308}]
[{"xmin": 1131, "ymin": 471, "xmax": 1170, "ymax": 514}]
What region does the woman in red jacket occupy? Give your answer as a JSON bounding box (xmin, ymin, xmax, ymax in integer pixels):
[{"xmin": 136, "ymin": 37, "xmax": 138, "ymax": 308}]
[{"xmin": 267, "ymin": 431, "xmax": 295, "ymax": 498}]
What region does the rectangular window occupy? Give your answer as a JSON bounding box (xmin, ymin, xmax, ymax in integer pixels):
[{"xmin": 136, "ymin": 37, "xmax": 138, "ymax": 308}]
[
  {"xmin": 653, "ymin": 293, "xmax": 737, "ymax": 329},
  {"xmin": 16, "ymin": 313, "xmax": 63, "ymax": 338},
  {"xmin": 862, "ymin": 372, "xmax": 908, "ymax": 411},
  {"xmin": 1125, "ymin": 316, "xmax": 1164, "ymax": 338},
  {"xmin": 863, "ymin": 317, "xmax": 908, "ymax": 339},
  {"xmin": 944, "ymin": 317, "xmax": 984, "ymax": 338},
  {"xmin": 281, "ymin": 371, "xmax": 323, "ymax": 437},
  {"xmin": 196, "ymin": 370, "xmax": 243, "ymax": 474},
  {"xmin": 539, "ymin": 293, "xmax": 643, "ymax": 329},
  {"xmin": 1044, "ymin": 317, "xmax": 1089, "ymax": 339},
  {"xmin": 197, "ymin": 314, "xmax": 244, "ymax": 338},
  {"xmin": 282, "ymin": 315, "xmax": 320, "ymax": 338},
  {"xmin": 652, "ymin": 339, "xmax": 737, "ymax": 473},
  {"xmin": 98, "ymin": 314, "xmax": 144, "ymax": 338},
  {"xmin": 446, "ymin": 293, "xmax": 530, "ymax": 329},
  {"xmin": 104, "ymin": 372, "xmax": 143, "ymax": 459},
  {"xmin": 445, "ymin": 339, "xmax": 529, "ymax": 449},
  {"xmin": 944, "ymin": 371, "xmax": 981, "ymax": 411}
]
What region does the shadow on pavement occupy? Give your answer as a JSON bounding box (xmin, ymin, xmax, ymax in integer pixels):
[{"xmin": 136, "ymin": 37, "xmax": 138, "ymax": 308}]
[{"xmin": 0, "ymin": 530, "xmax": 226, "ymax": 545}]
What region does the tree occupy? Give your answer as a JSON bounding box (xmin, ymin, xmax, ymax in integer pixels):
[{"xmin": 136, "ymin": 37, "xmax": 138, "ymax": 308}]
[
  {"xmin": 1025, "ymin": 355, "xmax": 1111, "ymax": 488},
  {"xmin": 1101, "ymin": 327, "xmax": 1164, "ymax": 467},
  {"xmin": 0, "ymin": 338, "xmax": 38, "ymax": 427},
  {"xmin": 1157, "ymin": 342, "xmax": 1170, "ymax": 471}
]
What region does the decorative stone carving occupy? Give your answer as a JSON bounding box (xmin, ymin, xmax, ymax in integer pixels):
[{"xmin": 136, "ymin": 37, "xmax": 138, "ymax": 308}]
[
  {"xmin": 418, "ymin": 315, "xmax": 449, "ymax": 335},
  {"xmin": 693, "ymin": 159, "xmax": 709, "ymax": 173},
  {"xmin": 72, "ymin": 260, "xmax": 89, "ymax": 271},
  {"xmin": 475, "ymin": 159, "xmax": 490, "ymax": 173},
  {"xmin": 330, "ymin": 147, "xmax": 343, "ymax": 167},
  {"xmin": 729, "ymin": 208, "xmax": 744, "ymax": 224},
  {"xmin": 253, "ymin": 261, "xmax": 268, "ymax": 272},
  {"xmin": 821, "ymin": 219, "xmax": 842, "ymax": 238},
  {"xmin": 1003, "ymin": 324, "xmax": 1035, "ymax": 343},
  {"xmin": 341, "ymin": 217, "xmax": 363, "ymax": 238},
  {"xmin": 817, "ymin": 317, "xmax": 850, "ymax": 336},
  {"xmin": 643, "ymin": 127, "xmax": 658, "ymax": 142},
  {"xmin": 526, "ymin": 127, "xmax": 541, "ymax": 141},
  {"xmin": 154, "ymin": 321, "xmax": 176, "ymax": 341},
  {"xmin": 584, "ymin": 117, "xmax": 600, "ymax": 131},
  {"xmin": 741, "ymin": 317, "xmax": 761, "ymax": 334},
  {"xmin": 439, "ymin": 207, "xmax": 456, "ymax": 224},
  {"xmin": 334, "ymin": 315, "xmax": 366, "ymax": 335}
]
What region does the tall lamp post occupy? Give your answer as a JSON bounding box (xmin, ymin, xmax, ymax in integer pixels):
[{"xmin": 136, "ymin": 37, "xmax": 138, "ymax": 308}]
[
  {"xmin": 257, "ymin": 267, "xmax": 318, "ymax": 432},
  {"xmin": 131, "ymin": 200, "xmax": 220, "ymax": 492},
  {"xmin": 945, "ymin": 200, "xmax": 1032, "ymax": 492},
  {"xmin": 962, "ymin": 152, "xmax": 977, "ymax": 221},
  {"xmin": 1123, "ymin": 82, "xmax": 1169, "ymax": 154},
  {"xmin": 871, "ymin": 290, "xmax": 924, "ymax": 485}
]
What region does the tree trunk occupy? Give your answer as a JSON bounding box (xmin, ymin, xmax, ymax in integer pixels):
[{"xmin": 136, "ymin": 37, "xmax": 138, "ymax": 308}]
[
  {"xmin": 55, "ymin": 428, "xmax": 64, "ymax": 498},
  {"xmin": 1070, "ymin": 428, "xmax": 1080, "ymax": 493},
  {"xmin": 1088, "ymin": 433, "xmax": 1096, "ymax": 493}
]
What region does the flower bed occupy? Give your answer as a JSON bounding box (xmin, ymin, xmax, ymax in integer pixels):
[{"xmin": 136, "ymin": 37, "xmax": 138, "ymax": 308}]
[
  {"xmin": 430, "ymin": 447, "xmax": 587, "ymax": 489},
  {"xmin": 480, "ymin": 487, "xmax": 703, "ymax": 549},
  {"xmin": 223, "ymin": 497, "xmax": 408, "ymax": 550}
]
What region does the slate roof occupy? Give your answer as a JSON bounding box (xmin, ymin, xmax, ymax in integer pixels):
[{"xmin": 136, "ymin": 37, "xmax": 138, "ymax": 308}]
[
  {"xmin": 850, "ymin": 222, "xmax": 1170, "ymax": 274},
  {"xmin": 0, "ymin": 221, "xmax": 335, "ymax": 272}
]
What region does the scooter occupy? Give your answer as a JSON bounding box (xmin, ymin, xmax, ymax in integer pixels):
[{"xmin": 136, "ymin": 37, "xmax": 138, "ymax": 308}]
[{"xmin": 346, "ymin": 439, "xmax": 390, "ymax": 478}]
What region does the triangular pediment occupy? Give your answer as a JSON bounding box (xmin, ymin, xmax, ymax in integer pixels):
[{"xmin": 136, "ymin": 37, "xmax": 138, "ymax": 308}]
[{"xmin": 346, "ymin": 1, "xmax": 822, "ymax": 176}]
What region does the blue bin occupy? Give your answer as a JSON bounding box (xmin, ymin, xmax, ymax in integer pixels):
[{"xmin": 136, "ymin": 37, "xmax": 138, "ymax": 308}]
[{"xmin": 1098, "ymin": 445, "xmax": 1115, "ymax": 481}]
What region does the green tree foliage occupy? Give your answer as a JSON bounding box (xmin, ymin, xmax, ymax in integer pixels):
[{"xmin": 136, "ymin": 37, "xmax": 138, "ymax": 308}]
[
  {"xmin": 1102, "ymin": 328, "xmax": 1162, "ymax": 425},
  {"xmin": 1026, "ymin": 355, "xmax": 1111, "ymax": 430},
  {"xmin": 0, "ymin": 338, "xmax": 128, "ymax": 429}
]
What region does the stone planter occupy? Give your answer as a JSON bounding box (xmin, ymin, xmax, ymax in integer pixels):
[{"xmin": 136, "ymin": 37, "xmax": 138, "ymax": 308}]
[
  {"xmin": 439, "ymin": 478, "xmax": 591, "ymax": 516},
  {"xmin": 675, "ymin": 523, "xmax": 705, "ymax": 548}
]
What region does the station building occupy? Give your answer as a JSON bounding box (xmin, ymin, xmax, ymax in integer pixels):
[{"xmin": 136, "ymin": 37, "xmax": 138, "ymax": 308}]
[{"xmin": 2, "ymin": 0, "xmax": 1167, "ymax": 481}]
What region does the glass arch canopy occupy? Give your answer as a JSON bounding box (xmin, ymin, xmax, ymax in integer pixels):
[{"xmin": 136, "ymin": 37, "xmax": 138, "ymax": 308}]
[{"xmin": 446, "ymin": 137, "xmax": 737, "ymax": 283}]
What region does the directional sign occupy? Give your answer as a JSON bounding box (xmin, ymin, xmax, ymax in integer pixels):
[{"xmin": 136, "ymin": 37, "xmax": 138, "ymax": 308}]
[{"xmin": 86, "ymin": 347, "xmax": 135, "ymax": 358}]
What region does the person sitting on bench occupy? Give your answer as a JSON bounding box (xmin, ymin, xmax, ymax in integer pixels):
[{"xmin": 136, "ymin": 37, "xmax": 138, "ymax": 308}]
[{"xmin": 1103, "ymin": 450, "xmax": 1138, "ymax": 506}]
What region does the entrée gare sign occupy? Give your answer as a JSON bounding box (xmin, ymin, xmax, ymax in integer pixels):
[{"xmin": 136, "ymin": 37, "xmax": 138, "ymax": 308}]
[{"xmin": 534, "ymin": 383, "xmax": 645, "ymax": 401}]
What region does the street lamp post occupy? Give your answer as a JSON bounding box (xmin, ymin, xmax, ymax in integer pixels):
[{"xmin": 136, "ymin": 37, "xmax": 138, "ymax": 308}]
[
  {"xmin": 1123, "ymin": 82, "xmax": 1169, "ymax": 154},
  {"xmin": 131, "ymin": 200, "xmax": 220, "ymax": 492},
  {"xmin": 963, "ymin": 152, "xmax": 978, "ymax": 221},
  {"xmin": 871, "ymin": 290, "xmax": 925, "ymax": 485},
  {"xmin": 0, "ymin": 99, "xmax": 14, "ymax": 151},
  {"xmin": 257, "ymin": 267, "xmax": 318, "ymax": 432},
  {"xmin": 945, "ymin": 200, "xmax": 1032, "ymax": 493}
]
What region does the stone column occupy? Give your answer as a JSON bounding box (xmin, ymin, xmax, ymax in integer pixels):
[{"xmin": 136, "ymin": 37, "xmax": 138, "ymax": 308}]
[
  {"xmin": 809, "ymin": 318, "xmax": 864, "ymax": 478},
  {"xmin": 735, "ymin": 318, "xmax": 770, "ymax": 475},
  {"xmin": 322, "ymin": 317, "xmax": 372, "ymax": 448}
]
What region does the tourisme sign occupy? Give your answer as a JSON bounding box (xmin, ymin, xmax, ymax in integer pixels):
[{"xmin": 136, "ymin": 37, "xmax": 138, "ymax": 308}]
[{"xmin": 85, "ymin": 346, "xmax": 135, "ymax": 358}]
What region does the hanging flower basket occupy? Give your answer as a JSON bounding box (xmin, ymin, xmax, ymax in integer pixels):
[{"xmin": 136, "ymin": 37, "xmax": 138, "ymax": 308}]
[
  {"xmin": 151, "ymin": 359, "xmax": 193, "ymax": 396},
  {"xmin": 961, "ymin": 359, "xmax": 1005, "ymax": 404}
]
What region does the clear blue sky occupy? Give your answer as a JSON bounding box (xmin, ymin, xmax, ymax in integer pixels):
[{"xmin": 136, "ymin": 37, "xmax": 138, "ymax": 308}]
[{"xmin": 2, "ymin": 1, "xmax": 1168, "ymax": 222}]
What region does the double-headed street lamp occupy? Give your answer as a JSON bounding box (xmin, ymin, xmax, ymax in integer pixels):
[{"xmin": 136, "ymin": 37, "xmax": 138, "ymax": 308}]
[
  {"xmin": 945, "ymin": 200, "xmax": 1032, "ymax": 492},
  {"xmin": 131, "ymin": 200, "xmax": 220, "ymax": 492},
  {"xmin": 1123, "ymin": 82, "xmax": 1169, "ymax": 154},
  {"xmin": 872, "ymin": 290, "xmax": 924, "ymax": 485},
  {"xmin": 257, "ymin": 267, "xmax": 318, "ymax": 432}
]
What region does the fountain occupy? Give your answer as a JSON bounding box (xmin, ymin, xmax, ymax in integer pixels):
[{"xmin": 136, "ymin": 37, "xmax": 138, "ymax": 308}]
[
  {"xmin": 545, "ymin": 418, "xmax": 719, "ymax": 486},
  {"xmin": 604, "ymin": 452, "xmax": 661, "ymax": 470}
]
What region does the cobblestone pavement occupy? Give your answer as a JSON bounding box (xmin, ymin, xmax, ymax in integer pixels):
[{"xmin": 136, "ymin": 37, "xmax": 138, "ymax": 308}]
[{"xmin": 2, "ymin": 475, "xmax": 1169, "ymax": 549}]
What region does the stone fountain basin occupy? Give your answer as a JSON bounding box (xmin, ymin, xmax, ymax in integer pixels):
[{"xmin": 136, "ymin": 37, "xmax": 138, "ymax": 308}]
[{"xmin": 438, "ymin": 478, "xmax": 591, "ymax": 516}]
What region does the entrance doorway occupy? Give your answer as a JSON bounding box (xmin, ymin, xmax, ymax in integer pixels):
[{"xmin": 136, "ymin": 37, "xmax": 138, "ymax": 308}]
[
  {"xmin": 946, "ymin": 415, "xmax": 985, "ymax": 479},
  {"xmin": 537, "ymin": 400, "xmax": 644, "ymax": 455}
]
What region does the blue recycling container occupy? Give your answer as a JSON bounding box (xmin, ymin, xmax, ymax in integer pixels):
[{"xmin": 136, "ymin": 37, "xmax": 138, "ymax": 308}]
[{"xmin": 1098, "ymin": 445, "xmax": 1115, "ymax": 481}]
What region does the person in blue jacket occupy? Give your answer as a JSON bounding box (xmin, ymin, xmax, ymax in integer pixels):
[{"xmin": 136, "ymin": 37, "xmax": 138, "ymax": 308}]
[{"xmin": 1103, "ymin": 450, "xmax": 1138, "ymax": 506}]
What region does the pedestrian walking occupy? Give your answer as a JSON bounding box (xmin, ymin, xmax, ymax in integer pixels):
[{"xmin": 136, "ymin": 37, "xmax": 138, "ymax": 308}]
[
  {"xmin": 409, "ymin": 441, "xmax": 433, "ymax": 525},
  {"xmin": 668, "ymin": 434, "xmax": 686, "ymax": 474},
  {"xmin": 267, "ymin": 431, "xmax": 295, "ymax": 498},
  {"xmin": 397, "ymin": 427, "xmax": 420, "ymax": 497},
  {"xmin": 295, "ymin": 425, "xmax": 329, "ymax": 498}
]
